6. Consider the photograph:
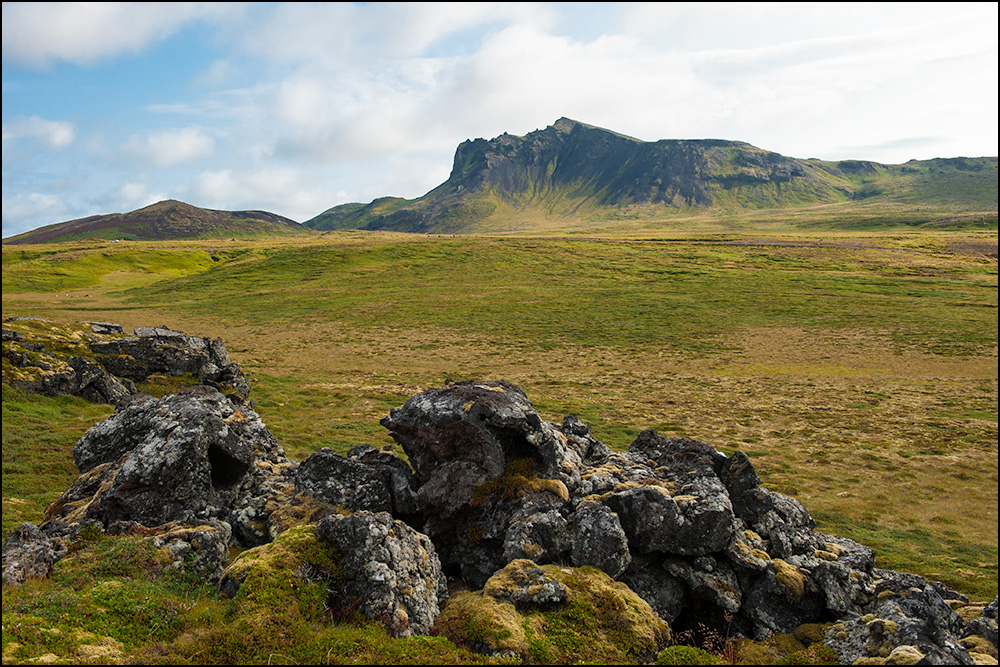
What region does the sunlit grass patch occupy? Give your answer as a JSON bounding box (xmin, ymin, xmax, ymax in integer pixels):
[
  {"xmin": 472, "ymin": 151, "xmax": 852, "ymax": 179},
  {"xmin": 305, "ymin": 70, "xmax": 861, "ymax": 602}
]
[{"xmin": 1, "ymin": 385, "xmax": 112, "ymax": 536}]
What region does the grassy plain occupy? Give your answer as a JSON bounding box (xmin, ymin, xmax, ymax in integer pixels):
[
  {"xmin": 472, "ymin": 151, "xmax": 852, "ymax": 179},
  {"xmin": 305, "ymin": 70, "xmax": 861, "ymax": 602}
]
[{"xmin": 3, "ymin": 221, "xmax": 998, "ymax": 631}]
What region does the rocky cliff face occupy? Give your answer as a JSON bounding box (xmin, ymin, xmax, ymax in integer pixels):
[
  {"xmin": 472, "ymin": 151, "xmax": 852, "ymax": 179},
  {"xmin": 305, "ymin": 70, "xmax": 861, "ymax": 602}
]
[
  {"xmin": 349, "ymin": 118, "xmax": 851, "ymax": 233},
  {"xmin": 2, "ymin": 329, "xmax": 997, "ymax": 663}
]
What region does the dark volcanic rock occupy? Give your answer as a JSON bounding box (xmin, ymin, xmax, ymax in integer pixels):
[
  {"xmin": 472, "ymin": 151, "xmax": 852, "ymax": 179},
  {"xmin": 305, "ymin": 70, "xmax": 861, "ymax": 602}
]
[
  {"xmin": 2, "ymin": 374, "xmax": 986, "ymax": 662},
  {"xmin": 295, "ymin": 446, "xmax": 418, "ymax": 517},
  {"xmin": 380, "ymin": 380, "xmax": 593, "ymax": 503},
  {"xmin": 569, "ymin": 502, "xmax": 632, "ymax": 578},
  {"xmin": 3, "ymin": 320, "xmax": 250, "ymax": 404},
  {"xmin": 90, "ymin": 325, "xmax": 250, "ymax": 400},
  {"xmin": 825, "ymin": 570, "xmax": 977, "ymax": 664},
  {"xmin": 61, "ymin": 385, "xmax": 288, "ymax": 528},
  {"xmin": 380, "ymin": 380, "xmax": 605, "ymax": 586}
]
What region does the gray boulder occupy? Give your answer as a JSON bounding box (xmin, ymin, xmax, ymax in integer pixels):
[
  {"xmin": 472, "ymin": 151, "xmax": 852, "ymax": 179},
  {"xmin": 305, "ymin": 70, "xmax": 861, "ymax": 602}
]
[
  {"xmin": 483, "ymin": 558, "xmax": 568, "ymax": 609},
  {"xmin": 824, "ymin": 570, "xmax": 977, "ymax": 665},
  {"xmin": 316, "ymin": 511, "xmax": 448, "ymax": 637},
  {"xmin": 60, "ymin": 385, "xmax": 288, "ymax": 528},
  {"xmin": 967, "ymin": 596, "xmax": 998, "ymax": 649},
  {"xmin": 294, "ymin": 446, "xmax": 418, "ymax": 518},
  {"xmin": 378, "ymin": 380, "xmax": 601, "ymax": 586},
  {"xmin": 2, "ymin": 523, "xmax": 65, "ymax": 586},
  {"xmin": 502, "ymin": 509, "xmax": 570, "ymax": 564},
  {"xmin": 90, "ymin": 326, "xmax": 250, "ymax": 401},
  {"xmin": 296, "ymin": 449, "xmax": 394, "ymax": 513},
  {"xmin": 569, "ymin": 502, "xmax": 631, "ymax": 578}
]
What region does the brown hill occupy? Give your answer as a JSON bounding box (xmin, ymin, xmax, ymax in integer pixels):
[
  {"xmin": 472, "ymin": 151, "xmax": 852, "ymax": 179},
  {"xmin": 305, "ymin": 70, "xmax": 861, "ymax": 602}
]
[{"xmin": 4, "ymin": 200, "xmax": 312, "ymax": 244}]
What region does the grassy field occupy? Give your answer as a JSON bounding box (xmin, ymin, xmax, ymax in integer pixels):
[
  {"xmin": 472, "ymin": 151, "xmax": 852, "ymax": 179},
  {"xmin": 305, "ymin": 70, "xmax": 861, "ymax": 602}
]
[{"xmin": 3, "ymin": 225, "xmax": 997, "ymax": 612}]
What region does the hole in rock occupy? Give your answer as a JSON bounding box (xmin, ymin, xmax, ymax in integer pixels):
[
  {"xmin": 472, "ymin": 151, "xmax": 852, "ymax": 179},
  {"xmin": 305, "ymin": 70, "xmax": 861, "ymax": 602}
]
[
  {"xmin": 208, "ymin": 444, "xmax": 249, "ymax": 490},
  {"xmin": 492, "ymin": 426, "xmax": 543, "ymax": 467},
  {"xmin": 670, "ymin": 602, "xmax": 737, "ymax": 654}
]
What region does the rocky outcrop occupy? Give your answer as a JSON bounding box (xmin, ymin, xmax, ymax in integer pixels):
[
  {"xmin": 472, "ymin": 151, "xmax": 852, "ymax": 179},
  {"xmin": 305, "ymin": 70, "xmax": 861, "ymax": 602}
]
[
  {"xmin": 824, "ymin": 569, "xmax": 981, "ymax": 664},
  {"xmin": 377, "ymin": 380, "xmax": 991, "ymax": 659},
  {"xmin": 56, "ymin": 386, "xmax": 288, "ymax": 528},
  {"xmin": 3, "ymin": 375, "xmax": 994, "ymax": 663},
  {"xmin": 90, "ymin": 325, "xmax": 250, "ymax": 401},
  {"xmin": 1, "ymin": 523, "xmax": 66, "ymax": 587},
  {"xmin": 2, "ymin": 319, "xmax": 251, "ymax": 403}
]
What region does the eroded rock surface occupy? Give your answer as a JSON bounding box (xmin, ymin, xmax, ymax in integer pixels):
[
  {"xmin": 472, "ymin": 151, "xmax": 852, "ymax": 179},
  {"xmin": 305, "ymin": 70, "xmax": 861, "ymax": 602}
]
[
  {"xmin": 2, "ymin": 319, "xmax": 250, "ymax": 403},
  {"xmin": 316, "ymin": 511, "xmax": 448, "ymax": 637},
  {"xmin": 59, "ymin": 385, "xmax": 289, "ymax": 528}
]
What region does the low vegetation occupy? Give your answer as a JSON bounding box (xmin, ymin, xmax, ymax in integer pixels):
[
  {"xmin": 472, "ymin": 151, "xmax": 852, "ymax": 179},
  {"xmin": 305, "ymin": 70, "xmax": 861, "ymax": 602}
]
[{"xmin": 2, "ymin": 219, "xmax": 996, "ymax": 663}]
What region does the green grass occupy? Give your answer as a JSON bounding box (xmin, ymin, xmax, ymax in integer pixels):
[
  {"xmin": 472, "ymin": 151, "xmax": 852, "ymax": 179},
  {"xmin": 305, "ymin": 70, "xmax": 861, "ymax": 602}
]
[
  {"xmin": 1, "ymin": 385, "xmax": 113, "ymax": 537},
  {"xmin": 1, "ymin": 228, "xmax": 996, "ymax": 663},
  {"xmin": 1, "ymin": 246, "xmax": 218, "ymax": 293},
  {"xmin": 112, "ymin": 237, "xmax": 997, "ymax": 355}
]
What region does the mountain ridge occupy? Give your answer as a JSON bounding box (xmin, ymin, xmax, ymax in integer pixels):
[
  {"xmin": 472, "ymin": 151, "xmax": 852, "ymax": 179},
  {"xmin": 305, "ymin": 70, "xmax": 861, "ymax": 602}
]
[
  {"xmin": 6, "ymin": 118, "xmax": 997, "ymax": 243},
  {"xmin": 306, "ymin": 117, "xmax": 998, "ymax": 233}
]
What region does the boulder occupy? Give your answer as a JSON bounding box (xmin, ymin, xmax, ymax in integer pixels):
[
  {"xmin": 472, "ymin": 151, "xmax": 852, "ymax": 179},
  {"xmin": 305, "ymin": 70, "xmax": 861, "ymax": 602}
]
[
  {"xmin": 968, "ymin": 597, "xmax": 999, "ymax": 649},
  {"xmin": 824, "ymin": 570, "xmax": 978, "ymax": 665},
  {"xmin": 379, "ymin": 380, "xmax": 604, "ymax": 586},
  {"xmin": 295, "ymin": 446, "xmax": 417, "ymax": 517},
  {"xmin": 380, "ymin": 380, "xmax": 606, "ymax": 503},
  {"xmin": 316, "ymin": 511, "xmax": 448, "ymax": 637},
  {"xmin": 1, "ymin": 523, "xmax": 65, "ymax": 586},
  {"xmin": 569, "ymin": 502, "xmax": 631, "ymax": 578},
  {"xmin": 483, "ymin": 558, "xmax": 568, "ymax": 609},
  {"xmin": 146, "ymin": 519, "xmax": 233, "ymax": 583},
  {"xmin": 55, "ymin": 385, "xmax": 288, "ymax": 529}
]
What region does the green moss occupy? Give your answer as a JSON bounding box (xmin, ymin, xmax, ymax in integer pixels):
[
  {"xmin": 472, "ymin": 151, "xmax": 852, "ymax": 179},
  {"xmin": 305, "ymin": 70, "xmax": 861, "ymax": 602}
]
[
  {"xmin": 470, "ymin": 457, "xmax": 569, "ymax": 507},
  {"xmin": 434, "ymin": 562, "xmax": 670, "ymax": 663},
  {"xmin": 656, "ymin": 645, "xmax": 724, "ymax": 664},
  {"xmin": 49, "ymin": 533, "xmax": 173, "ymax": 589},
  {"xmin": 775, "ymin": 644, "xmax": 840, "ymax": 665},
  {"xmin": 773, "ymin": 558, "xmax": 807, "ymax": 598},
  {"xmin": 223, "ymin": 524, "xmax": 341, "ymax": 621},
  {"xmin": 1, "ymin": 540, "xmax": 211, "ymax": 663},
  {"xmin": 433, "ymin": 591, "xmax": 526, "ymax": 654}
]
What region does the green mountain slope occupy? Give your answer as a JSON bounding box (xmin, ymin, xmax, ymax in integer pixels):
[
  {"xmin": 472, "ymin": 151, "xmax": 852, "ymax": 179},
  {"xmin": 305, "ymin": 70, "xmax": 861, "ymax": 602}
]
[
  {"xmin": 4, "ymin": 199, "xmax": 313, "ymax": 244},
  {"xmin": 303, "ymin": 118, "xmax": 997, "ymax": 234},
  {"xmin": 306, "ymin": 196, "xmax": 411, "ymax": 232}
]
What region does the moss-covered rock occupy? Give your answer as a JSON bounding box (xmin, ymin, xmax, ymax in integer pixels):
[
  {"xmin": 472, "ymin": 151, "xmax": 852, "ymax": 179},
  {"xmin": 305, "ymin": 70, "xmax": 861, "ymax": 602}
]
[
  {"xmin": 434, "ymin": 560, "xmax": 670, "ymax": 663},
  {"xmin": 220, "ymin": 523, "xmax": 341, "ymax": 622}
]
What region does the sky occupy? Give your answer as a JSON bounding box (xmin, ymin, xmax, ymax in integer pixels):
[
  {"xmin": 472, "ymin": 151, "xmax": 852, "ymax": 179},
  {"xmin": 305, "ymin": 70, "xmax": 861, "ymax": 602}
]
[{"xmin": 2, "ymin": 2, "xmax": 998, "ymax": 238}]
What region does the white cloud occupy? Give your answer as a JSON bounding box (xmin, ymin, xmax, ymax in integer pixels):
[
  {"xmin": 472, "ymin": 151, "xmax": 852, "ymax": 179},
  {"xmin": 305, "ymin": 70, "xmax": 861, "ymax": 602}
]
[
  {"xmin": 123, "ymin": 127, "xmax": 215, "ymax": 167},
  {"xmin": 2, "ymin": 191, "xmax": 70, "ymax": 238},
  {"xmin": 229, "ymin": 2, "xmax": 551, "ymax": 67},
  {"xmin": 192, "ymin": 167, "xmax": 329, "ymax": 221},
  {"xmin": 113, "ymin": 182, "xmax": 170, "ymax": 212},
  {"xmin": 0, "ymin": 2, "xmax": 239, "ymax": 68},
  {"xmin": 2, "ymin": 115, "xmax": 76, "ymax": 149}
]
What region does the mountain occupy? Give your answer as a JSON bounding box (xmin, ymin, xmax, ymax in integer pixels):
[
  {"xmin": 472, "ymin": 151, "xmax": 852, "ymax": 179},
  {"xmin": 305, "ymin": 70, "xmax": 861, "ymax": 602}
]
[
  {"xmin": 4, "ymin": 200, "xmax": 312, "ymax": 244},
  {"xmin": 304, "ymin": 117, "xmax": 998, "ymax": 234}
]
